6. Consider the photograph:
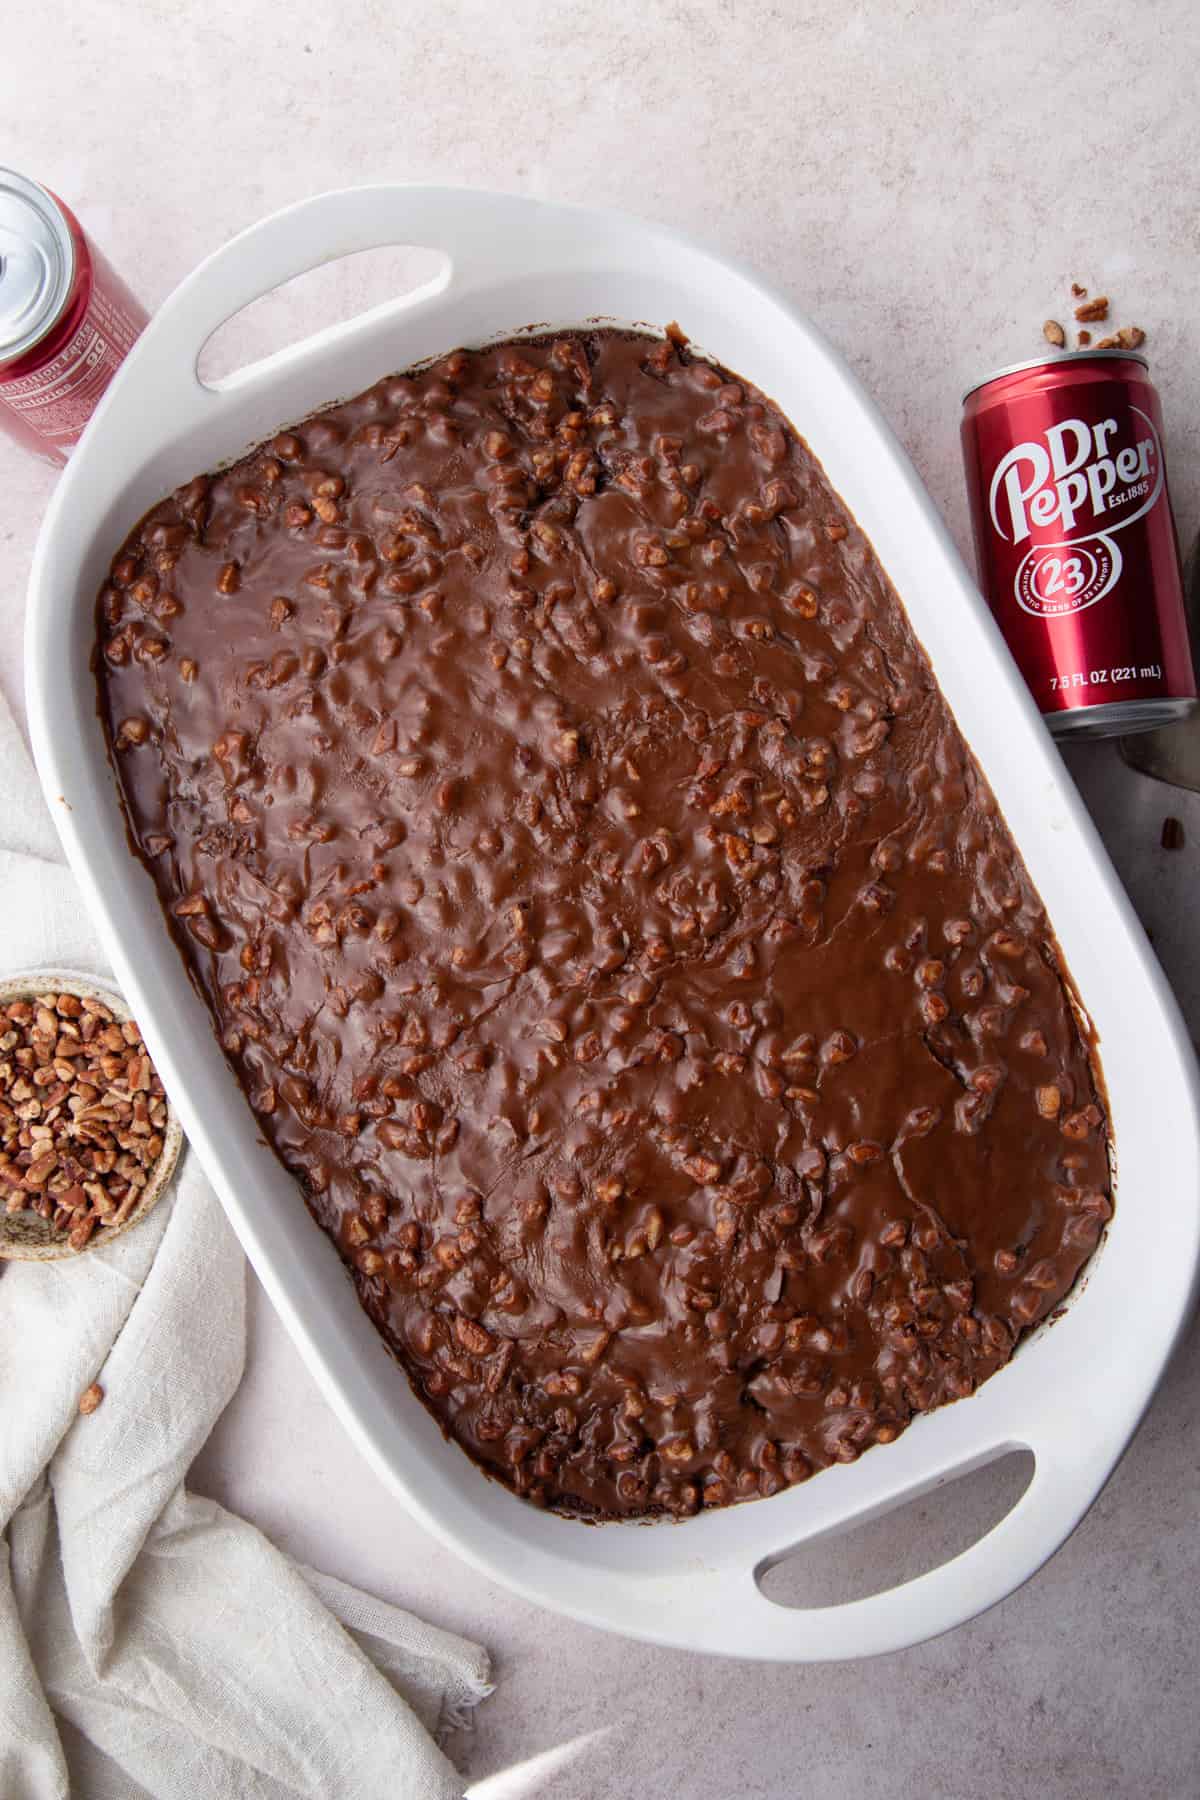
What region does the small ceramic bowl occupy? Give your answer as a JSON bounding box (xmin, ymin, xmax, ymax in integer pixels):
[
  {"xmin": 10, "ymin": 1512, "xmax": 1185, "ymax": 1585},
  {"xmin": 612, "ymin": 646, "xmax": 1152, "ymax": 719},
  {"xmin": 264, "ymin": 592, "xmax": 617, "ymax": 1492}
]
[{"xmin": 0, "ymin": 968, "xmax": 183, "ymax": 1262}]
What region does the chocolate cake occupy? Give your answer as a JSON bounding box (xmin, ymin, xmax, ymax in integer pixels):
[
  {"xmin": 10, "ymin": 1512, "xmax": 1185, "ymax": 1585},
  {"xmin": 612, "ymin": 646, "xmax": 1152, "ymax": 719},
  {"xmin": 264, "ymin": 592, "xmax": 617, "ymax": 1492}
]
[{"xmin": 95, "ymin": 329, "xmax": 1111, "ymax": 1516}]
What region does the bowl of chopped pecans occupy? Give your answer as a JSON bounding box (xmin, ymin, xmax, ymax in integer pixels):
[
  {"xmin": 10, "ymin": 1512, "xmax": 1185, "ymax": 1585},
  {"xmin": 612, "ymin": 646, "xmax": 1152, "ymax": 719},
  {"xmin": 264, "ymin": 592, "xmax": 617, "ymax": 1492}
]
[{"xmin": 0, "ymin": 970, "xmax": 182, "ymax": 1261}]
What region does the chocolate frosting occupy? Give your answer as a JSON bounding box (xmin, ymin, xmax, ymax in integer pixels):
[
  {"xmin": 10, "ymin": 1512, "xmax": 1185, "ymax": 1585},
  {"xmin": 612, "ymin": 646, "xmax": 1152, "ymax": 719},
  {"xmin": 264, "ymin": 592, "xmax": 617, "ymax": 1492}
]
[{"xmin": 96, "ymin": 329, "xmax": 1111, "ymax": 1517}]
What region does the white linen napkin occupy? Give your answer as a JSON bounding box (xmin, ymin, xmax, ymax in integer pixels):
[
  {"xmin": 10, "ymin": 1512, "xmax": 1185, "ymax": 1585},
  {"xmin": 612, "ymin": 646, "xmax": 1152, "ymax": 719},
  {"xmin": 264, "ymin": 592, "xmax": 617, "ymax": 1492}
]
[{"xmin": 0, "ymin": 685, "xmax": 491, "ymax": 1800}]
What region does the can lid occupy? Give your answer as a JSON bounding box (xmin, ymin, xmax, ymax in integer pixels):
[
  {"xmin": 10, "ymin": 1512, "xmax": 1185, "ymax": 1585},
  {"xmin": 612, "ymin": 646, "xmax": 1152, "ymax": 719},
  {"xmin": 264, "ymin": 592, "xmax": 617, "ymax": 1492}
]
[
  {"xmin": 0, "ymin": 168, "xmax": 75, "ymax": 365},
  {"xmin": 962, "ymin": 347, "xmax": 1149, "ymax": 405}
]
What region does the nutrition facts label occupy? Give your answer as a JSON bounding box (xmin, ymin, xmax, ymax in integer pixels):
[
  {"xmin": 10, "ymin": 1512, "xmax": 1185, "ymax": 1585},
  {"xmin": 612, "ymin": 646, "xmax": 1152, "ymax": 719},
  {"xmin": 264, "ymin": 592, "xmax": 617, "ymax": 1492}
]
[{"xmin": 0, "ymin": 285, "xmax": 142, "ymax": 446}]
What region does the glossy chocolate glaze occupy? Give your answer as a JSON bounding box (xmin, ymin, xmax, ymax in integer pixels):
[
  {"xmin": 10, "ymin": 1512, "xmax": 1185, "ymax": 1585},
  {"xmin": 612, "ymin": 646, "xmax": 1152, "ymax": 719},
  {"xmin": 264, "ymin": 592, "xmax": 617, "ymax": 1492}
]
[{"xmin": 96, "ymin": 329, "xmax": 1111, "ymax": 1517}]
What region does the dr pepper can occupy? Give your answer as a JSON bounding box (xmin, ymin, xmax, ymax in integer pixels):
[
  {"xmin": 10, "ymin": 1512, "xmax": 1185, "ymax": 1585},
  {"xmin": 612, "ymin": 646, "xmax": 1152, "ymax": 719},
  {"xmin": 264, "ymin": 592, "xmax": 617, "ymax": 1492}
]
[
  {"xmin": 961, "ymin": 350, "xmax": 1197, "ymax": 739},
  {"xmin": 0, "ymin": 167, "xmax": 146, "ymax": 465}
]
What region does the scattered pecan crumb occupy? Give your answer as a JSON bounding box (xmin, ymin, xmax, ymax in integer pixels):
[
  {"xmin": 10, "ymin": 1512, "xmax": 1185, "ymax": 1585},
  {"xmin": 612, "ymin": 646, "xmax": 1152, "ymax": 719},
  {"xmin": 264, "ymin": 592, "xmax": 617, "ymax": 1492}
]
[
  {"xmin": 78, "ymin": 1382, "xmax": 104, "ymax": 1415},
  {"xmin": 1161, "ymin": 816, "xmax": 1185, "ymax": 851},
  {"xmin": 1074, "ymin": 296, "xmax": 1109, "ymax": 323},
  {"xmin": 1041, "ymin": 285, "xmax": 1143, "ymax": 356}
]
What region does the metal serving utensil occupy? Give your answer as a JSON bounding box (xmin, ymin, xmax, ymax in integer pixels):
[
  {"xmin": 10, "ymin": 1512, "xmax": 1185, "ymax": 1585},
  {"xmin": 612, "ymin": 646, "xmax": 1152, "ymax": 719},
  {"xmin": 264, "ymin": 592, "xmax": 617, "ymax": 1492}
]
[{"xmin": 1121, "ymin": 535, "xmax": 1200, "ymax": 790}]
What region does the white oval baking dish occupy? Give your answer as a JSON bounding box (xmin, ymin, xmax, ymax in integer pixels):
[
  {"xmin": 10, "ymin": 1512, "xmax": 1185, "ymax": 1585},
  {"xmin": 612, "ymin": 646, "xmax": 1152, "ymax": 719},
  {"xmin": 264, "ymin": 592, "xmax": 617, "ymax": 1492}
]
[{"xmin": 25, "ymin": 186, "xmax": 1200, "ymax": 1661}]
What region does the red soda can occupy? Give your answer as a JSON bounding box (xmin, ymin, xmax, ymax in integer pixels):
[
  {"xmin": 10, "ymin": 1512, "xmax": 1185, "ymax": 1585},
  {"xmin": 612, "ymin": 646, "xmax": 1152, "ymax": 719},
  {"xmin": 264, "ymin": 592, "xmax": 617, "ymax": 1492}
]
[
  {"xmin": 0, "ymin": 168, "xmax": 147, "ymax": 465},
  {"xmin": 961, "ymin": 350, "xmax": 1197, "ymax": 739}
]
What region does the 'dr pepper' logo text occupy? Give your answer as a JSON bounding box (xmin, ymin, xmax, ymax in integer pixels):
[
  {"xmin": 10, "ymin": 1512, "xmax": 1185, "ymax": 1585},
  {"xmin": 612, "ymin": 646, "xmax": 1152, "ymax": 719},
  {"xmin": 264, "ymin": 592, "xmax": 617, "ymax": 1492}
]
[{"xmin": 987, "ymin": 409, "xmax": 1163, "ymax": 617}]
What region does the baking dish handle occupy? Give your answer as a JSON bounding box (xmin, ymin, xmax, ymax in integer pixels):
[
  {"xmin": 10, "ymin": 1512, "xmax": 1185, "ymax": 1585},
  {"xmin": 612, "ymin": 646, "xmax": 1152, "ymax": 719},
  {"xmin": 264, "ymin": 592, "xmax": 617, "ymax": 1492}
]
[
  {"xmin": 127, "ymin": 184, "xmax": 533, "ymax": 400},
  {"xmin": 702, "ymin": 1436, "xmax": 1093, "ymax": 1660}
]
